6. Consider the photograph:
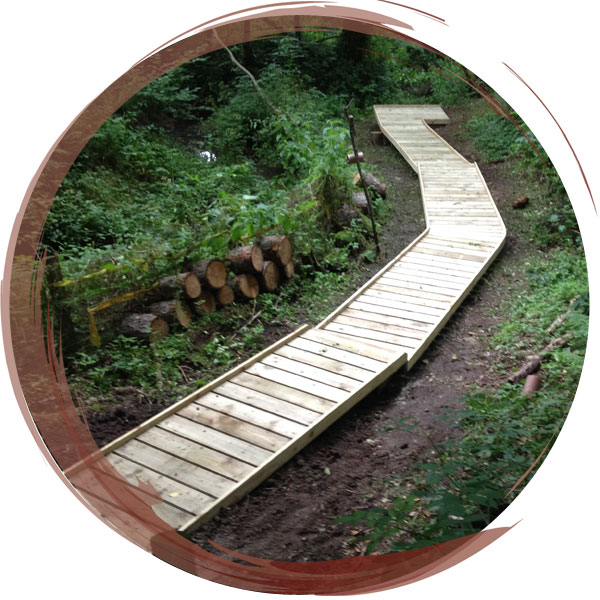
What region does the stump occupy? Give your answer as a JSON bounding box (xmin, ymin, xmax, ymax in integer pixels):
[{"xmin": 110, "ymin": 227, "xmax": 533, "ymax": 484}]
[
  {"xmin": 150, "ymin": 299, "xmax": 192, "ymax": 328},
  {"xmin": 229, "ymin": 245, "xmax": 264, "ymax": 274},
  {"xmin": 158, "ymin": 272, "xmax": 201, "ymax": 299},
  {"xmin": 121, "ymin": 314, "xmax": 169, "ymax": 342},
  {"xmin": 258, "ymin": 235, "xmax": 292, "ymax": 267},
  {"xmin": 233, "ymin": 274, "xmax": 260, "ymax": 299},
  {"xmin": 192, "ymin": 259, "xmax": 227, "ymax": 289},
  {"xmin": 259, "ymin": 260, "xmax": 280, "ymax": 293},
  {"xmin": 216, "ymin": 284, "xmax": 235, "ymax": 305}
]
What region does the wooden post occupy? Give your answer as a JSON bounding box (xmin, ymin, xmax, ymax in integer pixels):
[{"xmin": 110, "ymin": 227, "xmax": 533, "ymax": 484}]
[{"xmin": 344, "ymin": 98, "xmax": 380, "ymax": 254}]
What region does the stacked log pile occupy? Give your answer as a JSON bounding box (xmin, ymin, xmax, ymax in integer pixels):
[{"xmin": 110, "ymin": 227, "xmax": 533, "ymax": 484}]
[{"xmin": 120, "ymin": 235, "xmax": 294, "ymax": 342}]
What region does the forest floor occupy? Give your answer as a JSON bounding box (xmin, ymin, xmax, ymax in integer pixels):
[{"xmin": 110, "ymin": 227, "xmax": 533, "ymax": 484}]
[{"xmin": 183, "ymin": 103, "xmax": 543, "ymax": 561}]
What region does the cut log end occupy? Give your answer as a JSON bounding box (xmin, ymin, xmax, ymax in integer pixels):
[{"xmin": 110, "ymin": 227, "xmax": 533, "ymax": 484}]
[
  {"xmin": 216, "ymin": 284, "xmax": 235, "ymax": 305},
  {"xmin": 194, "ymin": 290, "xmax": 217, "ymax": 315},
  {"xmin": 229, "ymin": 245, "xmax": 264, "ymax": 274},
  {"xmin": 150, "ymin": 299, "xmax": 192, "ymax": 328},
  {"xmin": 258, "ymin": 235, "xmax": 292, "ymax": 267},
  {"xmin": 158, "ymin": 272, "xmax": 201, "ymax": 300},
  {"xmin": 235, "ymin": 274, "xmax": 259, "ymax": 299},
  {"xmin": 193, "ymin": 259, "xmax": 227, "ymax": 289},
  {"xmin": 283, "ymin": 260, "xmax": 295, "ymax": 279},
  {"xmin": 259, "ymin": 260, "xmax": 280, "ymax": 292},
  {"xmin": 121, "ymin": 314, "xmax": 169, "ymax": 343}
]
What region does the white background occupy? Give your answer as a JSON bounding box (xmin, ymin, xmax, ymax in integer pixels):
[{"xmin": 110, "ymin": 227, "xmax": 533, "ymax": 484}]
[{"xmin": 1, "ymin": 1, "xmax": 598, "ymax": 598}]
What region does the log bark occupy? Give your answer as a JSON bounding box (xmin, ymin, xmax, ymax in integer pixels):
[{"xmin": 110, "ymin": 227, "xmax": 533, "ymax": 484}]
[
  {"xmin": 232, "ymin": 274, "xmax": 260, "ymax": 299},
  {"xmin": 283, "ymin": 259, "xmax": 295, "ymax": 279},
  {"xmin": 356, "ymin": 171, "xmax": 387, "ymax": 199},
  {"xmin": 216, "ymin": 284, "xmax": 235, "ymax": 305},
  {"xmin": 508, "ymin": 334, "xmax": 572, "ymax": 383},
  {"xmin": 228, "ymin": 245, "xmax": 264, "ymax": 274},
  {"xmin": 258, "ymin": 260, "xmax": 280, "ymax": 292},
  {"xmin": 257, "ymin": 235, "xmax": 292, "ymax": 267},
  {"xmin": 158, "ymin": 272, "xmax": 201, "ymax": 299},
  {"xmin": 149, "ymin": 300, "xmax": 192, "ymax": 328},
  {"xmin": 193, "ymin": 290, "xmax": 217, "ymax": 315},
  {"xmin": 121, "ymin": 314, "xmax": 169, "ymax": 342},
  {"xmin": 192, "ymin": 259, "xmax": 227, "ymax": 289},
  {"xmin": 352, "ymin": 192, "xmax": 369, "ymax": 214}
]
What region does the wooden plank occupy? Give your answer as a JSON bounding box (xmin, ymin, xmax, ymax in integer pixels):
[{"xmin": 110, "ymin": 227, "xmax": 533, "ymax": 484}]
[
  {"xmin": 287, "ymin": 336, "xmax": 386, "ymax": 372},
  {"xmin": 178, "ymin": 350, "xmax": 408, "ymax": 533},
  {"xmin": 158, "ymin": 414, "xmax": 272, "ymax": 467},
  {"xmin": 324, "ymin": 322, "xmax": 419, "ymax": 349},
  {"xmin": 316, "ymin": 228, "xmax": 431, "ymax": 329},
  {"xmin": 114, "ymin": 439, "xmax": 236, "ymax": 498},
  {"xmin": 334, "ymin": 314, "xmax": 427, "ymax": 342},
  {"xmin": 425, "ymin": 236, "xmax": 498, "ymax": 249},
  {"xmin": 261, "ymin": 353, "xmax": 361, "ymax": 392},
  {"xmin": 417, "ymin": 240, "xmax": 492, "ymax": 257},
  {"xmin": 212, "ymin": 381, "xmax": 321, "ymax": 426},
  {"xmin": 412, "ymin": 246, "xmax": 488, "ymax": 262},
  {"xmin": 350, "ymin": 300, "xmax": 437, "ymax": 326},
  {"xmin": 380, "ymin": 272, "xmax": 465, "ymax": 293},
  {"xmin": 302, "ymin": 328, "xmax": 398, "ymax": 361},
  {"xmin": 246, "ymin": 363, "xmax": 351, "ymax": 403},
  {"xmin": 370, "ymin": 282, "xmax": 453, "ymax": 302},
  {"xmin": 362, "ymin": 288, "xmax": 446, "ymax": 316},
  {"xmin": 342, "ymin": 308, "xmax": 432, "ymax": 333},
  {"xmin": 356, "ymin": 293, "xmax": 442, "ymax": 322},
  {"xmin": 137, "ymin": 426, "xmax": 254, "ymax": 481},
  {"xmin": 73, "ymin": 465, "xmax": 195, "ymax": 529},
  {"xmin": 106, "ymin": 454, "xmax": 213, "ymax": 515},
  {"xmin": 385, "ymin": 269, "xmax": 470, "ymax": 289},
  {"xmin": 369, "ymin": 283, "xmax": 452, "ymax": 308},
  {"xmin": 399, "ymin": 254, "xmax": 480, "ymax": 273},
  {"xmin": 390, "ymin": 260, "xmax": 474, "ymax": 279},
  {"xmin": 230, "ymin": 372, "xmax": 335, "ymax": 414},
  {"xmin": 96, "ymin": 324, "xmax": 311, "ymax": 458},
  {"xmin": 179, "ymin": 403, "xmax": 289, "ymax": 453},
  {"xmin": 197, "ymin": 392, "xmax": 306, "ymax": 438},
  {"xmin": 408, "ymin": 250, "xmax": 487, "ymax": 267},
  {"xmin": 274, "ymin": 344, "xmax": 373, "ymax": 381}
]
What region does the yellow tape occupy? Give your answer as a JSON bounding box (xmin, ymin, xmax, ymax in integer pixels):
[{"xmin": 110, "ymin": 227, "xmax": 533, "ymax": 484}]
[{"xmin": 87, "ymin": 284, "xmax": 158, "ymax": 346}]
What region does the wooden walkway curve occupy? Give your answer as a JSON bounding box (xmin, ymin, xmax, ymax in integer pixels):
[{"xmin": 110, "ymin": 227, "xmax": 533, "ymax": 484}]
[{"xmin": 72, "ymin": 105, "xmax": 506, "ymax": 534}]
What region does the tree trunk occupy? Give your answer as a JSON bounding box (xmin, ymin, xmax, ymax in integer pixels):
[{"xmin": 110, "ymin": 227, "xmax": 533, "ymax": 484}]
[
  {"xmin": 121, "ymin": 314, "xmax": 169, "ymax": 342},
  {"xmin": 228, "ymin": 245, "xmax": 264, "ymax": 274},
  {"xmin": 149, "ymin": 299, "xmax": 192, "ymax": 328},
  {"xmin": 192, "ymin": 259, "xmax": 227, "ymax": 289},
  {"xmin": 232, "ymin": 274, "xmax": 260, "ymax": 299},
  {"xmin": 193, "ymin": 289, "xmax": 217, "ymax": 315},
  {"xmin": 216, "ymin": 284, "xmax": 235, "ymax": 305},
  {"xmin": 158, "ymin": 272, "xmax": 201, "ymax": 299},
  {"xmin": 257, "ymin": 235, "xmax": 292, "ymax": 266},
  {"xmin": 258, "ymin": 260, "xmax": 280, "ymax": 292}
]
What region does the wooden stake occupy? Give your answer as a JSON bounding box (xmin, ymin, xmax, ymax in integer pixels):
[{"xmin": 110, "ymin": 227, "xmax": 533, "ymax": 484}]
[{"xmin": 344, "ymin": 98, "xmax": 380, "ymax": 254}]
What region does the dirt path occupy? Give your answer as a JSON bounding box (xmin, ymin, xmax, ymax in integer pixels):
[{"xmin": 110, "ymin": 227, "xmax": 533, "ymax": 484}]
[{"xmin": 189, "ymin": 105, "xmax": 534, "ymax": 561}]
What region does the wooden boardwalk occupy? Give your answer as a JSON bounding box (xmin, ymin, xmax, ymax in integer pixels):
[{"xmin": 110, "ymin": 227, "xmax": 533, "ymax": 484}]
[{"xmin": 73, "ymin": 106, "xmax": 505, "ymax": 534}]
